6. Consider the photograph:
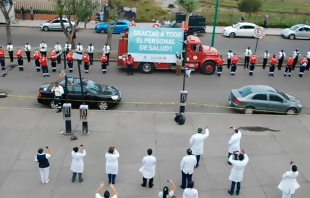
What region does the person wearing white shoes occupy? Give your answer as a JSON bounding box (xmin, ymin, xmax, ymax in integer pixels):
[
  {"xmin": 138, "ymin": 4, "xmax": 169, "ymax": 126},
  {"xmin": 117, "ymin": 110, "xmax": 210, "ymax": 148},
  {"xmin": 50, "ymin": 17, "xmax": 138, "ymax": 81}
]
[
  {"xmin": 180, "ymin": 148, "xmax": 197, "ymax": 190},
  {"xmin": 189, "ymin": 126, "xmax": 209, "ymax": 168},
  {"xmin": 39, "ymin": 41, "xmax": 47, "ymax": 56},
  {"xmin": 278, "ymin": 161, "xmax": 300, "ymax": 198},
  {"xmin": 228, "ymin": 127, "xmax": 242, "ymax": 165},
  {"xmin": 71, "ymin": 144, "xmax": 86, "ymax": 183},
  {"xmin": 139, "ymin": 148, "xmax": 156, "ymax": 188},
  {"xmin": 183, "ymin": 181, "xmax": 198, "ymax": 198},
  {"xmin": 35, "ymin": 146, "xmax": 52, "ymax": 184}
]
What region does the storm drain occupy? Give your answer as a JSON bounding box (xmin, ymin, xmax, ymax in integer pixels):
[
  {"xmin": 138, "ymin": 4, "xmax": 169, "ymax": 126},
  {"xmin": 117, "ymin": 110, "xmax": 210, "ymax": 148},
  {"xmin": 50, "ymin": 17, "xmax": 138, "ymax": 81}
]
[{"xmin": 238, "ymin": 126, "xmax": 280, "ymax": 132}]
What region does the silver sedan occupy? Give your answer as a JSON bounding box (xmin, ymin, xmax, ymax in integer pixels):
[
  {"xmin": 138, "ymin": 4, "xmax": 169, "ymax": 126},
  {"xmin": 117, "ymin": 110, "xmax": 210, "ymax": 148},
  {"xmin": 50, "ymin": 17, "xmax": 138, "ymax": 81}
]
[{"xmin": 281, "ymin": 24, "xmax": 310, "ymax": 40}]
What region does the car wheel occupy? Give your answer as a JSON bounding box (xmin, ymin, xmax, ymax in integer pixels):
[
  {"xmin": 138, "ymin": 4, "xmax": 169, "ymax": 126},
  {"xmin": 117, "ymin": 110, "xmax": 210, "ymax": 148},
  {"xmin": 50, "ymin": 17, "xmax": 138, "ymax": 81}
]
[
  {"xmin": 50, "ymin": 100, "xmax": 57, "ymax": 109},
  {"xmin": 201, "ymin": 61, "xmax": 216, "ymax": 75},
  {"xmin": 138, "ymin": 62, "xmax": 154, "ymax": 74},
  {"xmin": 193, "ymin": 31, "xmax": 199, "ymax": 36},
  {"xmin": 244, "ymin": 107, "xmax": 254, "ymax": 114},
  {"xmin": 100, "ymin": 29, "xmax": 106, "ymax": 34},
  {"xmin": 288, "ymin": 34, "xmax": 295, "ymax": 40},
  {"xmin": 97, "ymin": 102, "xmax": 109, "ymax": 110},
  {"xmin": 0, "ymin": 92, "xmax": 7, "ymax": 98},
  {"xmin": 286, "ymin": 108, "xmax": 296, "ymax": 115},
  {"xmin": 66, "ymin": 27, "xmax": 71, "ymax": 32},
  {"xmin": 43, "ymin": 26, "xmax": 49, "ymax": 32},
  {"xmin": 229, "ymin": 32, "xmax": 235, "ymax": 38}
]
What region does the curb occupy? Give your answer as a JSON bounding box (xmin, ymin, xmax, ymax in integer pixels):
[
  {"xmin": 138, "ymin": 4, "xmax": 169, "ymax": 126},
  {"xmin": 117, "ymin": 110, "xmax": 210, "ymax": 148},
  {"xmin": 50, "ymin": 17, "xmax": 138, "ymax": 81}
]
[{"xmin": 9, "ymin": 25, "xmax": 281, "ymax": 36}]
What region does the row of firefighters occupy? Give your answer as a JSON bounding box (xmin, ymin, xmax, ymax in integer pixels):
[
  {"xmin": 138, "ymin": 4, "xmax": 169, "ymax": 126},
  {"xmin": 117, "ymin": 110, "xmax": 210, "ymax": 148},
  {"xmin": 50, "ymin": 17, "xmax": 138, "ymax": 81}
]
[{"xmin": 215, "ymin": 50, "xmax": 309, "ymax": 77}]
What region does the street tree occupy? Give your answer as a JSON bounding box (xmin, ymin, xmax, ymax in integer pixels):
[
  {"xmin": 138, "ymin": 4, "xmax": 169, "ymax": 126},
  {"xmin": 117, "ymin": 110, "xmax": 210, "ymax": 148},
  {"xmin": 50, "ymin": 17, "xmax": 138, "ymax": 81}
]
[
  {"xmin": 237, "ymin": 0, "xmax": 263, "ymax": 18},
  {"xmin": 175, "ymin": 0, "xmax": 199, "ymax": 25},
  {"xmin": 0, "ymin": 0, "xmax": 14, "ymax": 43},
  {"xmin": 106, "ymin": 0, "xmax": 124, "ymax": 49},
  {"xmin": 54, "ymin": 0, "xmax": 98, "ymax": 49}
]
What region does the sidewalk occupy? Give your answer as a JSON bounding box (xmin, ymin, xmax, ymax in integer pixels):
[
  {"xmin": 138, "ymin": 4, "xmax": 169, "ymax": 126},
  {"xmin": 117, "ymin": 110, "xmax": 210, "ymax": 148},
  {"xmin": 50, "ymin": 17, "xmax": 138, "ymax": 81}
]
[
  {"xmin": 9, "ymin": 19, "xmax": 283, "ymax": 36},
  {"xmin": 0, "ymin": 108, "xmax": 309, "ymax": 198}
]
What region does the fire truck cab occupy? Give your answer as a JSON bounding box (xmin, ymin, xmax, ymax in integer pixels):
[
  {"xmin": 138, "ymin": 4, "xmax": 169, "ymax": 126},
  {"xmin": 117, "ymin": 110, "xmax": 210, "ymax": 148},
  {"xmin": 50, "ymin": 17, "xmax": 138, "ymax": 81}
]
[{"xmin": 117, "ymin": 31, "xmax": 219, "ymax": 75}]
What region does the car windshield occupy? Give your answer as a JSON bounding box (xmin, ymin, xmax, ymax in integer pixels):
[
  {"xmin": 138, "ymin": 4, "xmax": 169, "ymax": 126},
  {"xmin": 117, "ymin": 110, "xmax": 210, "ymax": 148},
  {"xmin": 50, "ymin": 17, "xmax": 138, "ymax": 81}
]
[
  {"xmin": 85, "ymin": 80, "xmax": 100, "ymax": 94},
  {"xmin": 238, "ymin": 86, "xmax": 252, "ymax": 97},
  {"xmin": 232, "ymin": 23, "xmax": 241, "ymax": 28},
  {"xmin": 290, "ymin": 25, "xmax": 300, "ymax": 30},
  {"xmin": 278, "ymin": 91, "xmax": 289, "ymax": 100}
]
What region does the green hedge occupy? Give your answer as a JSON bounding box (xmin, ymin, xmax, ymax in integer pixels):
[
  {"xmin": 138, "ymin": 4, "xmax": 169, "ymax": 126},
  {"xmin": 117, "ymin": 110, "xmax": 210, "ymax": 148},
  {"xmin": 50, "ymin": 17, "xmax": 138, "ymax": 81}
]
[{"xmin": 15, "ymin": 9, "xmax": 57, "ymax": 15}]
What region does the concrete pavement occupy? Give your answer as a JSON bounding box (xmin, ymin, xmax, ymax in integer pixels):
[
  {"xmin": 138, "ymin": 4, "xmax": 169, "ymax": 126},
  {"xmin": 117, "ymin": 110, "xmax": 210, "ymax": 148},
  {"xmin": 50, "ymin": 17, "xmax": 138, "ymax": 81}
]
[
  {"xmin": 0, "ymin": 108, "xmax": 309, "ymax": 198},
  {"xmin": 9, "ymin": 19, "xmax": 284, "ymax": 36}
]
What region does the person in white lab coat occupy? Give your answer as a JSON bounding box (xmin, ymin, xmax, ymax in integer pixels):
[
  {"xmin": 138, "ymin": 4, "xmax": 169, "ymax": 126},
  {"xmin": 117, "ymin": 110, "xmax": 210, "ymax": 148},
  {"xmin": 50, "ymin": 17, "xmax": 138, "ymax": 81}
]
[
  {"xmin": 95, "ymin": 182, "xmax": 118, "ymax": 198},
  {"xmin": 278, "ymin": 162, "xmax": 300, "ymax": 198},
  {"xmin": 139, "ymin": 148, "xmax": 156, "ymax": 188},
  {"xmin": 71, "ymin": 145, "xmax": 86, "ymax": 183},
  {"xmin": 105, "ymin": 147, "xmax": 120, "ymax": 184},
  {"xmin": 228, "ymin": 127, "xmax": 242, "ymax": 165},
  {"xmin": 189, "ymin": 126, "xmax": 209, "ymax": 168},
  {"xmin": 183, "ymin": 181, "xmax": 198, "ymax": 198},
  {"xmin": 180, "ymin": 149, "xmax": 197, "ymax": 190},
  {"xmin": 227, "ymin": 149, "xmax": 249, "ymax": 196},
  {"xmin": 158, "ymin": 179, "xmax": 176, "ymax": 198}
]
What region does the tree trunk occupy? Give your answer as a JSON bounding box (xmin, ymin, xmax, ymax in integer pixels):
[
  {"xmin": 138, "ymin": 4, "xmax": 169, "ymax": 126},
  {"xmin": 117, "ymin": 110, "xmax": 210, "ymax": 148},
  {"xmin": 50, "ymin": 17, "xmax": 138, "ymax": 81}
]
[
  {"xmin": 5, "ymin": 19, "xmax": 12, "ymax": 44},
  {"xmin": 106, "ymin": 19, "xmax": 113, "ymax": 49},
  {"xmin": 71, "ymin": 39, "xmax": 76, "ymax": 49},
  {"xmin": 185, "ymin": 11, "xmax": 190, "ymax": 25}
]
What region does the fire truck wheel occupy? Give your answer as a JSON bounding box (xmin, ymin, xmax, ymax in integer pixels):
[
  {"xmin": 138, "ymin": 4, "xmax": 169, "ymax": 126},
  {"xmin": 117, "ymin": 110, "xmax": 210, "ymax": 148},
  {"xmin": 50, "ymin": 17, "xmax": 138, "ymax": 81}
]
[
  {"xmin": 201, "ymin": 61, "xmax": 216, "ymax": 75},
  {"xmin": 138, "ymin": 62, "xmax": 154, "ymax": 74}
]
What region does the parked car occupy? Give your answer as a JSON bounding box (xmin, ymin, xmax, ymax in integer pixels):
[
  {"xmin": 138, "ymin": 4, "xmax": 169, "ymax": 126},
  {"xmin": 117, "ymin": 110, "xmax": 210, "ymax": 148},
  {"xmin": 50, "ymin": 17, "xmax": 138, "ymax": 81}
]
[
  {"xmin": 223, "ymin": 22, "xmax": 263, "ymax": 38},
  {"xmin": 281, "ymin": 24, "xmax": 310, "ymax": 40},
  {"xmin": 37, "ymin": 77, "xmax": 121, "ymax": 110},
  {"xmin": 40, "ymin": 18, "xmax": 77, "ymax": 32},
  {"xmin": 228, "ymin": 85, "xmax": 302, "ymax": 115},
  {"xmin": 94, "ymin": 19, "xmax": 130, "ymax": 34}
]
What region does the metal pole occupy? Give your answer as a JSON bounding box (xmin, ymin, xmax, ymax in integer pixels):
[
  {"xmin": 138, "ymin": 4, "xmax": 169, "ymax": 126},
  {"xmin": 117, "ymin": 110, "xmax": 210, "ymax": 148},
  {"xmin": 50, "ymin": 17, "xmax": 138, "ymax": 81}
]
[
  {"xmin": 63, "ymin": 52, "xmax": 68, "ymax": 102},
  {"xmin": 77, "ymin": 61, "xmax": 85, "ymax": 104},
  {"xmin": 211, "ymin": 0, "xmax": 219, "ymax": 47},
  {"xmin": 254, "ymin": 38, "xmax": 259, "ymax": 54},
  {"xmin": 179, "ymin": 41, "xmax": 187, "ymax": 114}
]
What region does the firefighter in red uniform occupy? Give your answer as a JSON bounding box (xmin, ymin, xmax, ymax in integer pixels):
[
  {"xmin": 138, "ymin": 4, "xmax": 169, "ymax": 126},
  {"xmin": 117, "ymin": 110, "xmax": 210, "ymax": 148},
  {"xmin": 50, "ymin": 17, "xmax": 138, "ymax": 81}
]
[
  {"xmin": 249, "ymin": 54, "xmax": 258, "ymax": 76},
  {"xmin": 33, "ymin": 50, "xmax": 41, "ymax": 72},
  {"xmin": 284, "ymin": 56, "xmax": 294, "ymax": 77},
  {"xmin": 216, "ymin": 55, "xmax": 225, "ymax": 77},
  {"xmin": 40, "ymin": 55, "xmax": 49, "ymax": 77},
  {"xmin": 49, "ymin": 50, "xmax": 57, "ymax": 72},
  {"xmin": 83, "ymin": 52, "xmax": 90, "ymax": 73},
  {"xmin": 101, "ymin": 54, "xmax": 108, "ymax": 74},
  {"xmin": 66, "ymin": 51, "xmax": 74, "ymax": 73},
  {"xmin": 0, "ymin": 46, "xmax": 5, "ymax": 70},
  {"xmin": 299, "ymin": 57, "xmax": 308, "ymax": 78},
  {"xmin": 269, "ymin": 55, "xmax": 277, "ymax": 77},
  {"xmin": 180, "ymin": 21, "xmax": 189, "ymax": 33},
  {"xmin": 16, "ymin": 48, "xmax": 24, "ymax": 71},
  {"xmin": 126, "ymin": 54, "xmax": 134, "ymax": 76},
  {"xmin": 230, "ymin": 54, "xmax": 239, "ymax": 76}
]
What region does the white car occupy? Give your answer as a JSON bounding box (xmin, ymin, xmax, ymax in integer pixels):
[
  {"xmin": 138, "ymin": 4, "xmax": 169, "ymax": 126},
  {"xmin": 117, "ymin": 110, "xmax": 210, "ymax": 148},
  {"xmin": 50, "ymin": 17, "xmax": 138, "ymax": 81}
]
[
  {"xmin": 281, "ymin": 24, "xmax": 310, "ymax": 40},
  {"xmin": 223, "ymin": 22, "xmax": 263, "ymax": 38},
  {"xmin": 40, "ymin": 18, "xmax": 77, "ymax": 32}
]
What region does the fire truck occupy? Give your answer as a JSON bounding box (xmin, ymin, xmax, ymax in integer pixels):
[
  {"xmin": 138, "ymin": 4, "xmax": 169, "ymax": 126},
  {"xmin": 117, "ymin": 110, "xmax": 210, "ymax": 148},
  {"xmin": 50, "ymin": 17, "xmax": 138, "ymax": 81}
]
[{"xmin": 117, "ymin": 28, "xmax": 219, "ymax": 75}]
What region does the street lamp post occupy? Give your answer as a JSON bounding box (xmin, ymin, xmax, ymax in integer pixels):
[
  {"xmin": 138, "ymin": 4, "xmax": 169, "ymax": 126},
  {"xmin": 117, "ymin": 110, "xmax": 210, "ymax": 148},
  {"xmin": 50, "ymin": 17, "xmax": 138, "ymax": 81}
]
[
  {"xmin": 179, "ymin": 40, "xmax": 190, "ymax": 114},
  {"xmin": 62, "ymin": 51, "xmax": 72, "ymax": 134},
  {"xmin": 211, "ymin": 0, "xmax": 219, "ymax": 47}
]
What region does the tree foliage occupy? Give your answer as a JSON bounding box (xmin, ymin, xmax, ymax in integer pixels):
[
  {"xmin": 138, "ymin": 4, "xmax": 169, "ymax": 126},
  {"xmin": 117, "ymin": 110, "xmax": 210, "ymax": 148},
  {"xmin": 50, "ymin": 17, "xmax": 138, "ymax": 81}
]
[
  {"xmin": 54, "ymin": 0, "xmax": 98, "ymax": 48},
  {"xmin": 106, "ymin": 0, "xmax": 124, "ymax": 49},
  {"xmin": 0, "ymin": 0, "xmax": 14, "ymax": 43},
  {"xmin": 176, "ymin": 0, "xmax": 199, "ymax": 24},
  {"xmin": 237, "ymin": 0, "xmax": 263, "ymax": 18}
]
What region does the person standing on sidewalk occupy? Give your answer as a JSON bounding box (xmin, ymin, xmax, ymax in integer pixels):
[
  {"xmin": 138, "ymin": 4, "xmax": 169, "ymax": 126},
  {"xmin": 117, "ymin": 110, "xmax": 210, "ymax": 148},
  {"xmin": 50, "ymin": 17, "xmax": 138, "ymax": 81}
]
[
  {"xmin": 179, "ymin": 148, "xmax": 197, "ymax": 190},
  {"xmin": 105, "ymin": 147, "xmax": 120, "ymax": 184},
  {"xmin": 51, "ymin": 82, "xmax": 64, "ymax": 113},
  {"xmin": 227, "ymin": 149, "xmax": 249, "ymax": 196},
  {"xmin": 95, "ymin": 183, "xmax": 118, "ymax": 198},
  {"xmin": 278, "ymin": 49, "xmax": 286, "ymax": 70},
  {"xmin": 7, "ymin": 42, "xmax": 13, "ymax": 62},
  {"xmin": 227, "ymin": 50, "xmax": 233, "ymax": 69},
  {"xmin": 24, "ymin": 43, "xmax": 31, "ymax": 62},
  {"xmin": 21, "ymin": 6, "xmax": 26, "ymax": 20},
  {"xmin": 189, "ymin": 126, "xmax": 209, "ymax": 168},
  {"xmin": 183, "ymin": 181, "xmax": 198, "ymax": 198},
  {"xmin": 263, "ymin": 15, "xmax": 268, "ymax": 28},
  {"xmin": 30, "ymin": 7, "xmax": 34, "ymax": 20},
  {"xmin": 244, "ymin": 47, "xmax": 252, "ymax": 69},
  {"xmin": 126, "ymin": 54, "xmax": 134, "ymax": 76},
  {"xmin": 158, "ymin": 180, "xmax": 176, "ymax": 198},
  {"xmin": 0, "ymin": 46, "xmax": 5, "ymax": 70},
  {"xmin": 140, "ymin": 148, "xmax": 156, "ymax": 188},
  {"xmin": 278, "ymin": 161, "xmax": 300, "ymax": 198},
  {"xmin": 176, "ymin": 53, "xmax": 183, "ymax": 76},
  {"xmin": 71, "ymin": 145, "xmax": 86, "ymax": 183},
  {"xmin": 40, "ymin": 41, "xmax": 47, "ymax": 57},
  {"xmin": 35, "ymin": 146, "xmax": 52, "ymax": 184},
  {"xmin": 228, "ymin": 127, "xmax": 242, "ymax": 165},
  {"xmin": 263, "ymin": 50, "xmax": 269, "ymax": 69}
]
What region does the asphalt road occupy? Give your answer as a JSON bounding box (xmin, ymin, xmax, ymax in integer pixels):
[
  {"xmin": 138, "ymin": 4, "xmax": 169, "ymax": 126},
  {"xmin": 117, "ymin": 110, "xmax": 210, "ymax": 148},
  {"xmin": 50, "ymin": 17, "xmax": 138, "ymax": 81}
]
[
  {"xmin": 1, "ymin": 61, "xmax": 310, "ymax": 114},
  {"xmin": 1, "ymin": 27, "xmax": 310, "ymax": 58}
]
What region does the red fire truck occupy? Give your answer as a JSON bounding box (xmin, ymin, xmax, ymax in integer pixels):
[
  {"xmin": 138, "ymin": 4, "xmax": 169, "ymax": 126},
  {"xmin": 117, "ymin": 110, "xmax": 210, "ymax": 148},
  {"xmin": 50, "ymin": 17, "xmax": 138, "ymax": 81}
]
[{"xmin": 117, "ymin": 31, "xmax": 219, "ymax": 75}]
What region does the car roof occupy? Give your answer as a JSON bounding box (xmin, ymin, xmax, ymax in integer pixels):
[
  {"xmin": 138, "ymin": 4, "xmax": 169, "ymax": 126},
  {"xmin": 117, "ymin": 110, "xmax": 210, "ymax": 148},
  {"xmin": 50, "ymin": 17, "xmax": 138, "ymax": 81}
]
[
  {"xmin": 246, "ymin": 85, "xmax": 277, "ymax": 93},
  {"xmin": 237, "ymin": 22, "xmax": 257, "ymax": 26}
]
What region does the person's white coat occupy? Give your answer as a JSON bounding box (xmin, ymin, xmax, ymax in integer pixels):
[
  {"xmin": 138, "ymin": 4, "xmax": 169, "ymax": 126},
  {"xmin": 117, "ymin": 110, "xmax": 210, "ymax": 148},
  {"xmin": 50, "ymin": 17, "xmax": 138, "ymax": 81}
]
[
  {"xmin": 278, "ymin": 170, "xmax": 300, "ymax": 196},
  {"xmin": 189, "ymin": 129, "xmax": 209, "ymax": 155},
  {"xmin": 180, "ymin": 155, "xmax": 197, "ymax": 174},
  {"xmin": 71, "ymin": 149, "xmax": 86, "ymax": 173},
  {"xmin": 228, "ymin": 131, "xmax": 242, "ymax": 153},
  {"xmin": 139, "ymin": 155, "xmax": 156, "ymax": 179},
  {"xmin": 105, "ymin": 150, "xmax": 120, "ymax": 174},
  {"xmin": 228, "ymin": 154, "xmax": 249, "ymax": 182}
]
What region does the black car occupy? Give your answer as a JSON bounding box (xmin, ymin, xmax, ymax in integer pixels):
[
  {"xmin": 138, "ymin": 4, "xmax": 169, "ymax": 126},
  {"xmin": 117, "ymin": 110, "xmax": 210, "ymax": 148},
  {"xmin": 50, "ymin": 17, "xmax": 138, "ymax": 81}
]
[{"xmin": 37, "ymin": 77, "xmax": 121, "ymax": 110}]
